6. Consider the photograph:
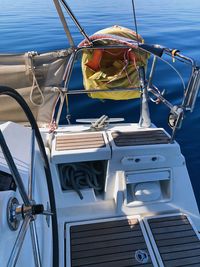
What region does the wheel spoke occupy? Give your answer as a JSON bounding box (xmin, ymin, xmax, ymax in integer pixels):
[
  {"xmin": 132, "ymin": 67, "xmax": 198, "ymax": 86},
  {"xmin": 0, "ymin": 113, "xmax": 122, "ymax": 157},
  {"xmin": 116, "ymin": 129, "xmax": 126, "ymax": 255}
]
[
  {"xmin": 30, "ymin": 220, "xmax": 42, "ymax": 267},
  {"xmin": 28, "ymin": 129, "xmax": 36, "ymax": 200},
  {"xmin": 0, "ymin": 129, "xmax": 30, "ymax": 206},
  {"xmin": 7, "ymin": 216, "xmax": 31, "ymax": 267},
  {"xmin": 0, "ymin": 86, "xmax": 59, "ymax": 267}
]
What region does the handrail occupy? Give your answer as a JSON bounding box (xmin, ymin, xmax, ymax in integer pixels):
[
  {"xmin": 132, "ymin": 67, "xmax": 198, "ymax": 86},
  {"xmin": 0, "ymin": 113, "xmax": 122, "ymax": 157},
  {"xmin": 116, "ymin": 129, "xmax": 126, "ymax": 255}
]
[
  {"xmin": 52, "ymin": 0, "xmax": 200, "ymax": 123},
  {"xmin": 55, "ymin": 41, "xmax": 200, "ymax": 140},
  {"xmin": 64, "ymin": 87, "xmax": 141, "ymax": 95}
]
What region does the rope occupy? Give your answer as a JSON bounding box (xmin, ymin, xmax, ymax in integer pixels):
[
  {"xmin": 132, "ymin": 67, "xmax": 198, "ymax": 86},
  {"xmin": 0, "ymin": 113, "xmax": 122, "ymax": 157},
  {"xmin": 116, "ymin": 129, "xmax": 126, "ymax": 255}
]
[
  {"xmin": 29, "ymin": 72, "xmax": 45, "ymax": 107},
  {"xmin": 106, "ymin": 49, "xmax": 137, "ymax": 85},
  {"xmin": 60, "ymin": 162, "xmax": 103, "ymax": 199},
  {"xmin": 27, "ymin": 52, "xmax": 45, "ymax": 107},
  {"xmin": 91, "ymin": 115, "xmax": 109, "ymax": 130}
]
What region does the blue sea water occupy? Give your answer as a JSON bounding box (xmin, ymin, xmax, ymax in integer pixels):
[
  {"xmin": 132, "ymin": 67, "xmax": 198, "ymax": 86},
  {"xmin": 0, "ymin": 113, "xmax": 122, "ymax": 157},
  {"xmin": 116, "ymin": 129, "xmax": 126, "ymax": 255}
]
[{"xmin": 0, "ymin": 0, "xmax": 200, "ymax": 203}]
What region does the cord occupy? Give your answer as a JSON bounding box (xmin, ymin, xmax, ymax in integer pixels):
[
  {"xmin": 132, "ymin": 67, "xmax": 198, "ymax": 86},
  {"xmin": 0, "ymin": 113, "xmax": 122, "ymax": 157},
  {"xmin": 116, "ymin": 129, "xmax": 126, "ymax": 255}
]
[{"xmin": 60, "ymin": 162, "xmax": 103, "ymax": 199}]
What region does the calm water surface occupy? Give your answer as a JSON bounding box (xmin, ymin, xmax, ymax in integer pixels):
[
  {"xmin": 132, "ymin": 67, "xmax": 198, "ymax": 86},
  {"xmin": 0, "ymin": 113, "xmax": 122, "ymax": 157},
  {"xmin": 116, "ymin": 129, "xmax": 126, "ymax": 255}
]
[{"xmin": 0, "ymin": 0, "xmax": 200, "ymax": 204}]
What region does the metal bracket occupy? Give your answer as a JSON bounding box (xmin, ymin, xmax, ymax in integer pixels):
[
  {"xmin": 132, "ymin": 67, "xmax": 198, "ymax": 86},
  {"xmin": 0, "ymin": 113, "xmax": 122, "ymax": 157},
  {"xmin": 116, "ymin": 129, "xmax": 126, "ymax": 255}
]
[{"xmin": 7, "ymin": 197, "xmax": 20, "ymax": 231}]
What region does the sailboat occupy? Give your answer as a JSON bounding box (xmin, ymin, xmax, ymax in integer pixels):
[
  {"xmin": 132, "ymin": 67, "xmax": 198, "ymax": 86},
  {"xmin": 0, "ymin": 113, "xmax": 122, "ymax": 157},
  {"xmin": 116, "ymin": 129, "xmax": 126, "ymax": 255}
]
[{"xmin": 0, "ymin": 0, "xmax": 200, "ymax": 266}]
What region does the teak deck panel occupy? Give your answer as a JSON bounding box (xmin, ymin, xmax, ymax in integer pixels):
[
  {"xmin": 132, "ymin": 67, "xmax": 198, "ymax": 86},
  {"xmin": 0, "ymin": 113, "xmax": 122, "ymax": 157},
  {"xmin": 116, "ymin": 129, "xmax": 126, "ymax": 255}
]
[
  {"xmin": 112, "ymin": 130, "xmax": 170, "ymax": 146},
  {"xmin": 69, "ymin": 215, "xmax": 200, "ymax": 266},
  {"xmin": 148, "ymin": 215, "xmax": 200, "ymax": 267},
  {"xmin": 70, "ymin": 218, "xmax": 153, "ymax": 267},
  {"xmin": 55, "ymin": 133, "xmax": 105, "ymax": 151}
]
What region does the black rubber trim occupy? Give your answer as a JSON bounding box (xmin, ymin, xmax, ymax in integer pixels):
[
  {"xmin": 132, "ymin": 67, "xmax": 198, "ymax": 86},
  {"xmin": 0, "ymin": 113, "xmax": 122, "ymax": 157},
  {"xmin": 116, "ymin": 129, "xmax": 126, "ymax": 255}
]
[
  {"xmin": 0, "ymin": 86, "xmax": 59, "ymax": 267},
  {"xmin": 139, "ymin": 43, "xmax": 164, "ymax": 57}
]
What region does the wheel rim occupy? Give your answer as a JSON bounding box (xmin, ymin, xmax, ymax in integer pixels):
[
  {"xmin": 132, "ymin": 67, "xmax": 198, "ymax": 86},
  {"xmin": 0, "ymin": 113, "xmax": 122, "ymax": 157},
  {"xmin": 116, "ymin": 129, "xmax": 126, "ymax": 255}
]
[{"xmin": 0, "ymin": 86, "xmax": 59, "ymax": 267}]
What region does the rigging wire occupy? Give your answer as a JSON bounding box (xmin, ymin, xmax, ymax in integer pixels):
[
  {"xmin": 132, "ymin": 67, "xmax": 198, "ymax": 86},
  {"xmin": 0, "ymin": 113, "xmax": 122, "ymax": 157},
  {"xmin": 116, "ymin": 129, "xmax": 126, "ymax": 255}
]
[
  {"xmin": 131, "ymin": 0, "xmax": 143, "ymax": 63},
  {"xmin": 157, "ymin": 56, "xmax": 186, "ymax": 91},
  {"xmin": 131, "ymin": 0, "xmax": 151, "ymax": 128},
  {"xmin": 131, "ymin": 0, "xmax": 140, "ymax": 46},
  {"xmin": 131, "ymin": 0, "xmax": 186, "ymax": 92}
]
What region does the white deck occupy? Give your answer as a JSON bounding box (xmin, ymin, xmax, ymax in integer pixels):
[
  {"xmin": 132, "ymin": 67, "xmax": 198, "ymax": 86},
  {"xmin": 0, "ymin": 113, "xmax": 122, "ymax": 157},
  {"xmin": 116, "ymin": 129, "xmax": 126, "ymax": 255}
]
[{"xmin": 0, "ymin": 122, "xmax": 200, "ymax": 267}]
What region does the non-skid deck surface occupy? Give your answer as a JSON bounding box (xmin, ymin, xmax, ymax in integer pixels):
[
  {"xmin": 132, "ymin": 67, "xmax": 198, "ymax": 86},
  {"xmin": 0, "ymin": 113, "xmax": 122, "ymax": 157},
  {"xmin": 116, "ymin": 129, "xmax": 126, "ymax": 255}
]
[
  {"xmin": 112, "ymin": 130, "xmax": 170, "ymax": 146},
  {"xmin": 56, "ymin": 133, "xmax": 105, "ymax": 151},
  {"xmin": 147, "ymin": 215, "xmax": 200, "ymax": 267},
  {"xmin": 70, "ymin": 218, "xmax": 153, "ymax": 267}
]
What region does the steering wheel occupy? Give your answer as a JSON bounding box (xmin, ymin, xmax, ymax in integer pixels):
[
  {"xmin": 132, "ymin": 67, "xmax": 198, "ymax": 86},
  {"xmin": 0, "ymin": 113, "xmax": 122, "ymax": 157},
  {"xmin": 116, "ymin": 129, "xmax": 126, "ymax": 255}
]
[{"xmin": 0, "ymin": 86, "xmax": 59, "ymax": 267}]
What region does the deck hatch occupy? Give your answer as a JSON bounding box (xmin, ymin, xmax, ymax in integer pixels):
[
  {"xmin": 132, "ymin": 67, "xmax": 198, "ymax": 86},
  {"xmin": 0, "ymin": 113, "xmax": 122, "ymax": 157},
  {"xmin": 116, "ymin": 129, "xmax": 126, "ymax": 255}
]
[
  {"xmin": 147, "ymin": 215, "xmax": 200, "ymax": 267},
  {"xmin": 112, "ymin": 130, "xmax": 170, "ymax": 146},
  {"xmin": 55, "ymin": 133, "xmax": 105, "ymax": 151},
  {"xmin": 70, "ymin": 218, "xmax": 154, "ymax": 267}
]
